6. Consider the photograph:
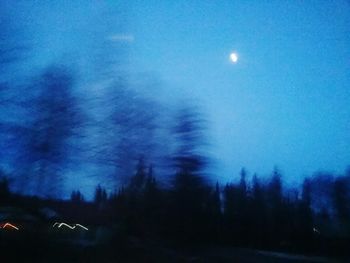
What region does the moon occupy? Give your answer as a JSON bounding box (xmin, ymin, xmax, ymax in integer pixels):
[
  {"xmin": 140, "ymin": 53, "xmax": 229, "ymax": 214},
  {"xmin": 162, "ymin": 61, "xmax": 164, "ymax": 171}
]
[{"xmin": 230, "ymin": 52, "xmax": 238, "ymax": 63}]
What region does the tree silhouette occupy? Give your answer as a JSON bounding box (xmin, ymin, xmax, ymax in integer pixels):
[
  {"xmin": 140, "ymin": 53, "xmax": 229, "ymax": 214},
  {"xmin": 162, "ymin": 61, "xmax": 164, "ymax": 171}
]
[
  {"xmin": 71, "ymin": 190, "xmax": 85, "ymax": 203},
  {"xmin": 333, "ymin": 176, "xmax": 350, "ymax": 222},
  {"xmin": 266, "ymin": 167, "xmax": 286, "ymax": 243},
  {"xmin": 94, "ymin": 184, "xmax": 108, "ymax": 205},
  {"xmin": 0, "ymin": 169, "xmax": 10, "ymax": 202},
  {"xmin": 128, "ymin": 157, "xmax": 147, "ymax": 195},
  {"xmin": 297, "ymin": 178, "xmax": 313, "ymax": 244},
  {"xmin": 170, "ymin": 106, "xmax": 209, "ymax": 241},
  {"xmin": 250, "ymin": 174, "xmax": 267, "ymax": 245},
  {"xmin": 333, "ymin": 175, "xmax": 350, "ymax": 237},
  {"xmin": 207, "ymin": 181, "xmax": 222, "ymax": 241}
]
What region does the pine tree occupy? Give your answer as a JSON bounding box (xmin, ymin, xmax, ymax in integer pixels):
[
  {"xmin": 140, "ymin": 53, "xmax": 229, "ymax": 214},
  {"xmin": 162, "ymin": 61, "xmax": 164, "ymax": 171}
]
[
  {"xmin": 267, "ymin": 167, "xmax": 285, "ymax": 243},
  {"xmin": 298, "ymin": 178, "xmax": 313, "ymax": 241},
  {"xmin": 71, "ymin": 190, "xmax": 84, "ymax": 203},
  {"xmin": 129, "ymin": 157, "xmax": 146, "ymax": 194},
  {"xmin": 251, "ymin": 174, "xmax": 267, "ymax": 245},
  {"xmin": 94, "ymin": 184, "xmax": 103, "ymax": 204}
]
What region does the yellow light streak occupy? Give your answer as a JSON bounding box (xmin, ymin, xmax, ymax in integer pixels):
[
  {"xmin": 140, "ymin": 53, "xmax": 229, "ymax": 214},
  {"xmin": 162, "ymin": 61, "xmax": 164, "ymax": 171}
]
[{"xmin": 3, "ymin": 223, "xmax": 19, "ymax": 230}]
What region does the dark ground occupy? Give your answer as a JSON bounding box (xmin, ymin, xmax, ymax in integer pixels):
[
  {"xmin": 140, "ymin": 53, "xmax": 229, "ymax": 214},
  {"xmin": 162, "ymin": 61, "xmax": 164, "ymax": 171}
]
[{"xmin": 0, "ymin": 234, "xmax": 345, "ymax": 263}]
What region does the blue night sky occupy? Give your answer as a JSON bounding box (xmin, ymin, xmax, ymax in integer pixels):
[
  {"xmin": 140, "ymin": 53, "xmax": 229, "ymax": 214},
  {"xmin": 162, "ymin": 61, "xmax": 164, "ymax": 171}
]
[
  {"xmin": 129, "ymin": 0, "xmax": 350, "ymax": 183},
  {"xmin": 3, "ymin": 0, "xmax": 350, "ymax": 190}
]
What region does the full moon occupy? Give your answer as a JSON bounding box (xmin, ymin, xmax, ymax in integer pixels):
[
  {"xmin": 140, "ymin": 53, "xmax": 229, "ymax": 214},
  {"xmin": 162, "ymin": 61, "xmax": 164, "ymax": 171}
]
[{"xmin": 230, "ymin": 52, "xmax": 238, "ymax": 63}]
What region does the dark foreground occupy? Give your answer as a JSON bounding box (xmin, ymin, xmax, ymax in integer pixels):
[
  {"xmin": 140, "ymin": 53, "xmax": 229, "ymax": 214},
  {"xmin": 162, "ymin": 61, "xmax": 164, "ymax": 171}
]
[{"xmin": 0, "ymin": 235, "xmax": 344, "ymax": 263}]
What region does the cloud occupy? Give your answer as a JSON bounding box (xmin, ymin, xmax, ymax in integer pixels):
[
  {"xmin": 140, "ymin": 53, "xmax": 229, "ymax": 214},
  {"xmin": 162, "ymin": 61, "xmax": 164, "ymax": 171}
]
[{"xmin": 108, "ymin": 34, "xmax": 134, "ymax": 43}]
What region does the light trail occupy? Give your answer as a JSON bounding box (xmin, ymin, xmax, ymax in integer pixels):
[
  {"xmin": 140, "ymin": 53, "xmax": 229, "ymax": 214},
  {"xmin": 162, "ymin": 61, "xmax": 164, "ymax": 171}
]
[
  {"xmin": 52, "ymin": 222, "xmax": 89, "ymax": 231},
  {"xmin": 75, "ymin": 224, "xmax": 89, "ymax": 231},
  {"xmin": 2, "ymin": 223, "xmax": 19, "ymax": 230},
  {"xmin": 58, "ymin": 222, "xmax": 75, "ymax": 229}
]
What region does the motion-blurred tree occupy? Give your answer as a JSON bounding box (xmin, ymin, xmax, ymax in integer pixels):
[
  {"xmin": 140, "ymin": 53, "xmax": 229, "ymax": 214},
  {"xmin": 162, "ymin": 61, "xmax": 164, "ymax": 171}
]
[
  {"xmin": 0, "ymin": 16, "xmax": 30, "ymax": 171},
  {"xmin": 170, "ymin": 106, "xmax": 209, "ymax": 241},
  {"xmin": 95, "ymin": 84, "xmax": 160, "ymax": 186},
  {"xmin": 172, "ymin": 107, "xmax": 208, "ymax": 192},
  {"xmin": 22, "ymin": 65, "xmax": 82, "ymax": 197},
  {"xmin": 94, "ymin": 184, "xmax": 108, "ymax": 204},
  {"xmin": 128, "ymin": 157, "xmax": 147, "ymax": 195}
]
